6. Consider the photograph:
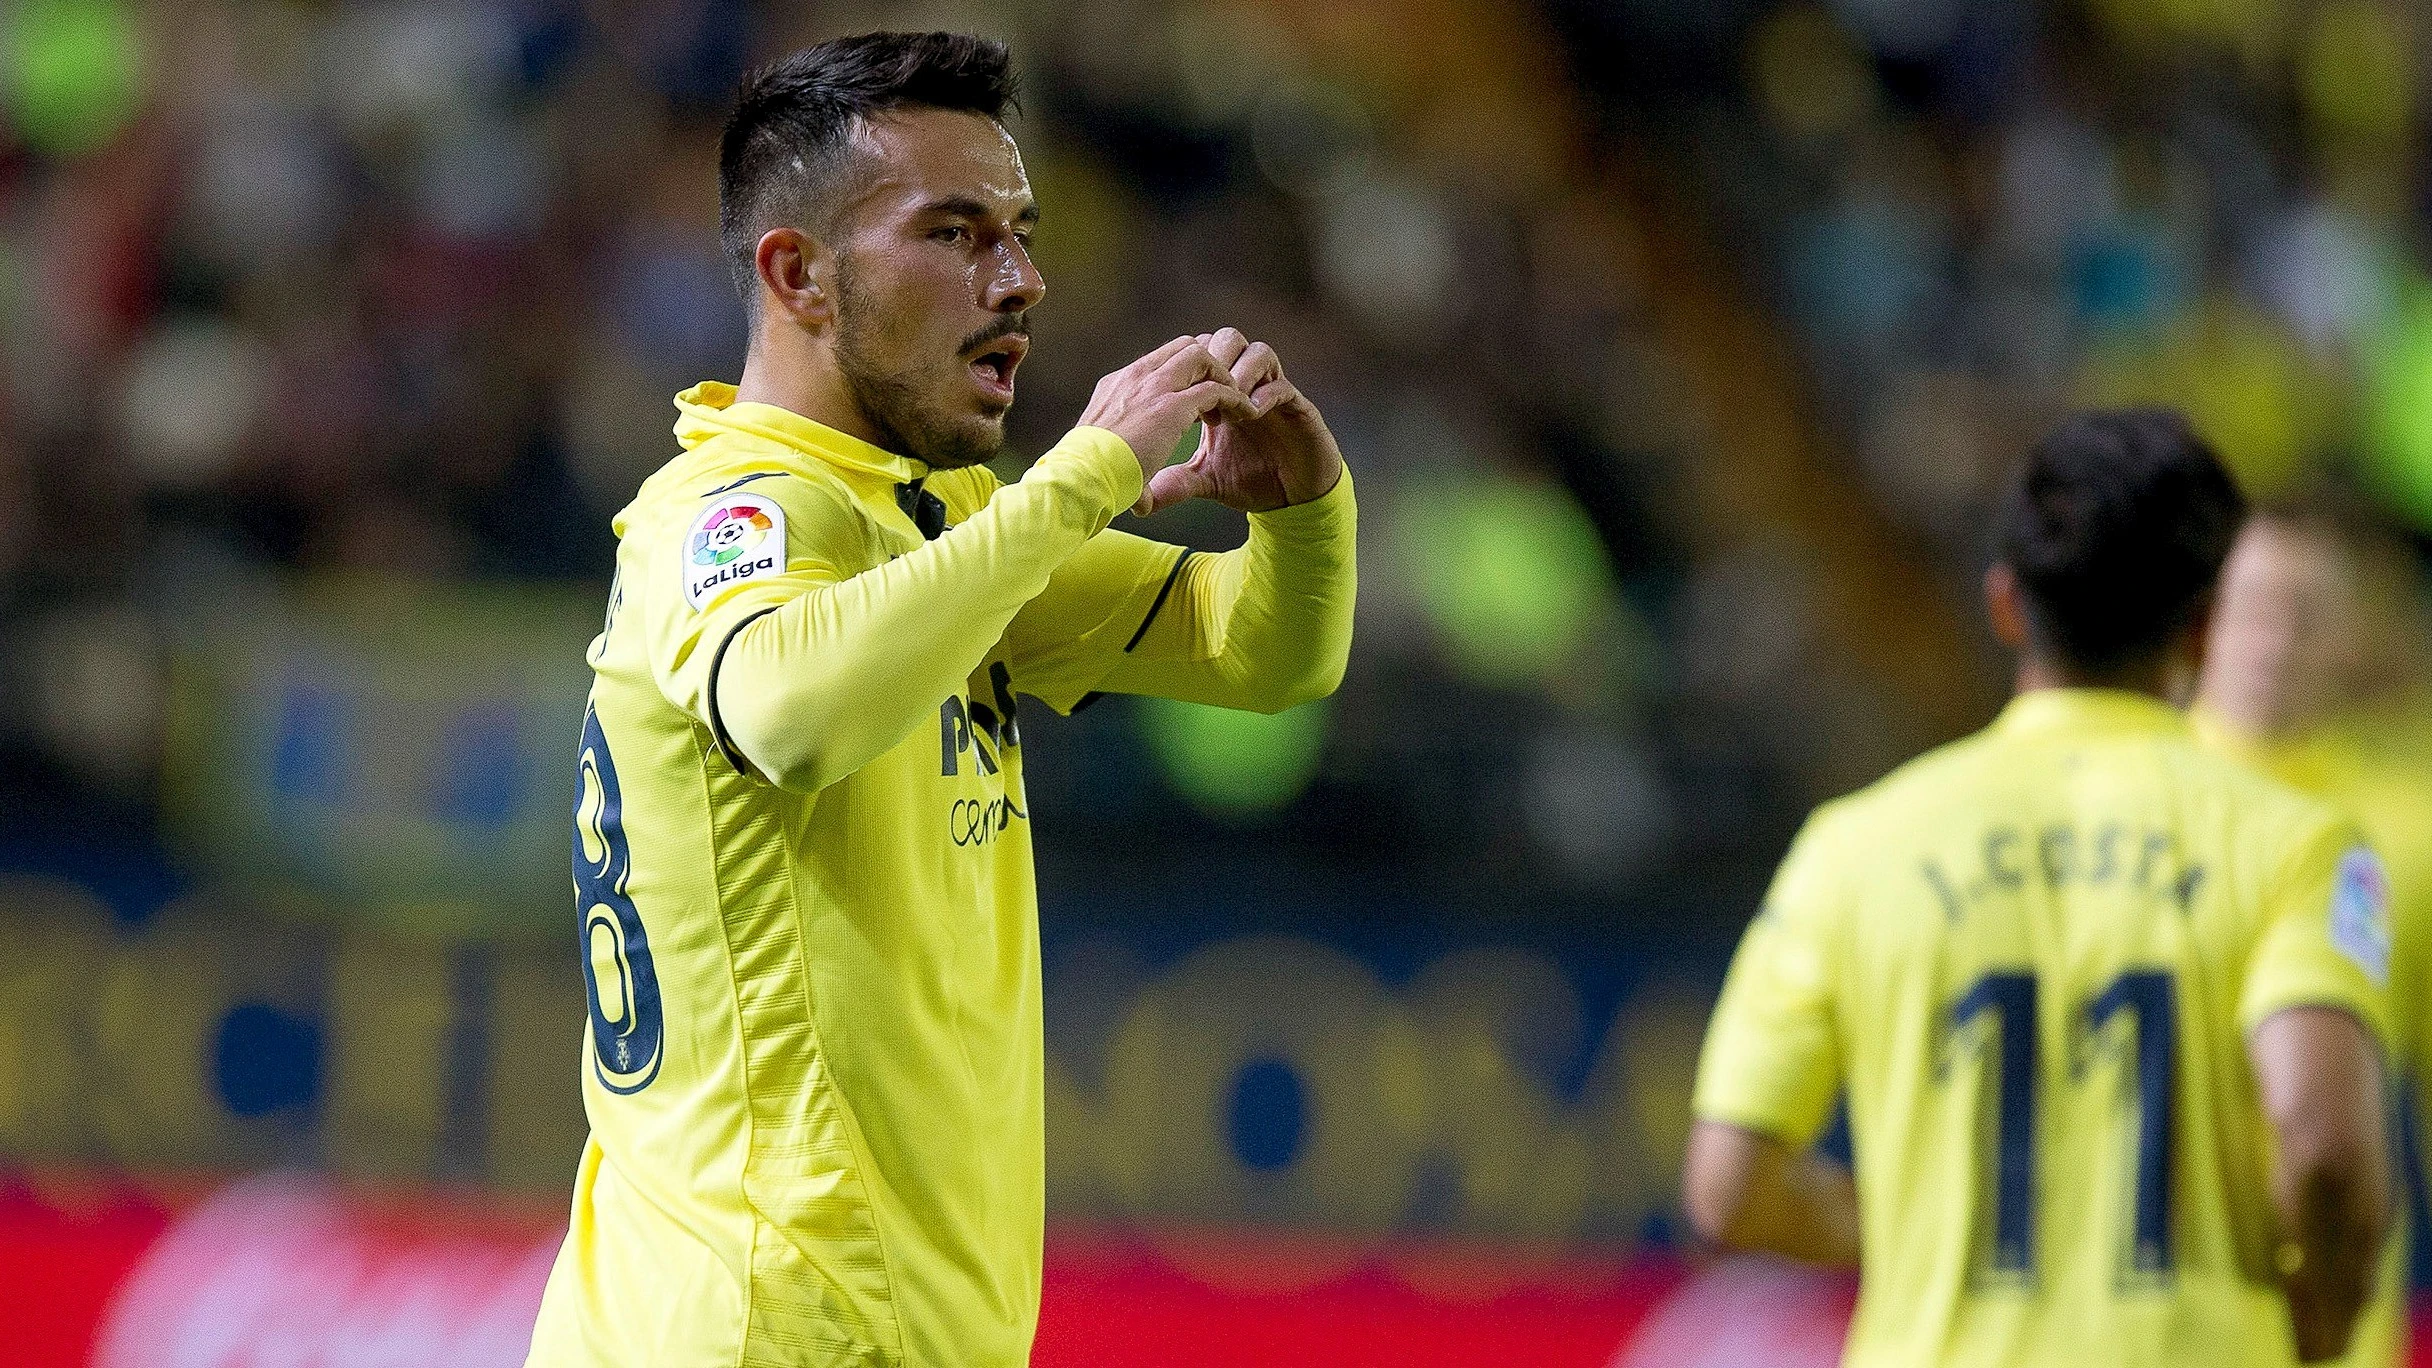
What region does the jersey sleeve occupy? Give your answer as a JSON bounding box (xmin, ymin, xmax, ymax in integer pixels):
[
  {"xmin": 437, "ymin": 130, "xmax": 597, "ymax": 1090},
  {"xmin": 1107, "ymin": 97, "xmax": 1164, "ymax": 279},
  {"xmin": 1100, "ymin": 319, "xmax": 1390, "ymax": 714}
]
[
  {"xmin": 2239, "ymin": 818, "xmax": 2394, "ymax": 1045},
  {"xmin": 1002, "ymin": 465, "xmax": 1356, "ymax": 716},
  {"xmin": 1692, "ymin": 808, "xmax": 1848, "ymax": 1146},
  {"xmin": 998, "ymin": 527, "xmax": 1195, "ymax": 714},
  {"xmin": 639, "ymin": 470, "xmax": 865, "ymax": 749},
  {"xmin": 666, "ymin": 429, "xmax": 1142, "ymax": 792}
]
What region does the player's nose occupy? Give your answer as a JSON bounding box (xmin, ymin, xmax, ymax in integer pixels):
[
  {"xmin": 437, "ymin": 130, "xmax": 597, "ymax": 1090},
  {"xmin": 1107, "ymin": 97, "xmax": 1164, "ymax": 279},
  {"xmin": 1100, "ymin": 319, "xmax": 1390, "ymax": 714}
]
[{"xmin": 983, "ymin": 239, "xmax": 1043, "ymax": 313}]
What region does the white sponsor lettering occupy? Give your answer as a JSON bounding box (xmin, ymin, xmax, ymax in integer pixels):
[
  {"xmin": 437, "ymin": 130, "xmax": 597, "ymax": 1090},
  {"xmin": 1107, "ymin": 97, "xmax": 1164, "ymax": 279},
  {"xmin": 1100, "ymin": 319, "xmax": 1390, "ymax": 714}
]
[{"xmin": 91, "ymin": 1173, "xmax": 559, "ymax": 1368}]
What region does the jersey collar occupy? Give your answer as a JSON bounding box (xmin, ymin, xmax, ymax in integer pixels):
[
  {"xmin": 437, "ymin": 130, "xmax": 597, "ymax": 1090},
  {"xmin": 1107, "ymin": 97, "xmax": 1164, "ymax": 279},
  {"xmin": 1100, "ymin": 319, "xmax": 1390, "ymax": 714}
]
[
  {"xmin": 672, "ymin": 381, "xmax": 926, "ymax": 483},
  {"xmin": 1995, "ymin": 687, "xmax": 2188, "ymax": 740},
  {"xmin": 2189, "ymin": 702, "xmax": 2347, "ymax": 791}
]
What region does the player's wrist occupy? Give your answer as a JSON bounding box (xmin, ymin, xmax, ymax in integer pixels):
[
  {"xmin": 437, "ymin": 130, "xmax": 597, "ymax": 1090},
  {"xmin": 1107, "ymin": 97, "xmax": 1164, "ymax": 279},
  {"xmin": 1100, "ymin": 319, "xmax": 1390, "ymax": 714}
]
[
  {"xmin": 1282, "ymin": 458, "xmax": 1345, "ymax": 507},
  {"xmin": 1044, "ymin": 425, "xmax": 1147, "ymax": 518},
  {"xmin": 1252, "ymin": 460, "xmax": 1352, "ymax": 524}
]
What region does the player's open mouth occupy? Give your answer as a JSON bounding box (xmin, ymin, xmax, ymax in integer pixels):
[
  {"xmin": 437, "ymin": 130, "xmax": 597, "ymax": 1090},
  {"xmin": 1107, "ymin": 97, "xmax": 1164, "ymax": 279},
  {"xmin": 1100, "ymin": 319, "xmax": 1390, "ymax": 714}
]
[{"xmin": 967, "ymin": 335, "xmax": 1026, "ymax": 401}]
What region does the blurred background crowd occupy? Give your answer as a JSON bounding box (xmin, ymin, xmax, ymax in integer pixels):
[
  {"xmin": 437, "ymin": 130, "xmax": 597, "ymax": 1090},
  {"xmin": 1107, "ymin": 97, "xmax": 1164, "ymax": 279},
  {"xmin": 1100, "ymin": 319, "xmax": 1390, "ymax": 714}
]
[{"xmin": 3, "ymin": 0, "xmax": 2431, "ymax": 1359}]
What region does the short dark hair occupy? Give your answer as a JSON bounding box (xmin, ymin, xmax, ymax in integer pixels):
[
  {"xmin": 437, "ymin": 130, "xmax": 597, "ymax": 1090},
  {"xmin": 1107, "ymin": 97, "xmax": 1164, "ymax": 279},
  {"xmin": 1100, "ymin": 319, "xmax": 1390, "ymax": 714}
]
[
  {"xmin": 717, "ymin": 32, "xmax": 1018, "ymax": 302},
  {"xmin": 1995, "ymin": 408, "xmax": 2249, "ymax": 674}
]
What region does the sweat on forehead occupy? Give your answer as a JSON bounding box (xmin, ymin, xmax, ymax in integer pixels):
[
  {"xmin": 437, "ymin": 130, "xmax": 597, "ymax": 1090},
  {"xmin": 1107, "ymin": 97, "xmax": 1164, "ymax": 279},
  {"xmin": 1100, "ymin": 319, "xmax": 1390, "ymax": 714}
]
[{"xmin": 842, "ymin": 112, "xmax": 1033, "ymax": 212}]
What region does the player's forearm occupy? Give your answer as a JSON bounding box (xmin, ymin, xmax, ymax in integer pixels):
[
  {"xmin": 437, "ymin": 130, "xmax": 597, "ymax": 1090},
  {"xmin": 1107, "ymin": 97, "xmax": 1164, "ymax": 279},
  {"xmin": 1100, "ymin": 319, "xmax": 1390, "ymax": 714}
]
[
  {"xmin": 1722, "ymin": 1153, "xmax": 1859, "ymax": 1267},
  {"xmin": 2274, "ymin": 1128, "xmax": 2387, "ymax": 1362},
  {"xmin": 718, "ymin": 429, "xmax": 1140, "ymax": 791},
  {"xmin": 1683, "ymin": 1118, "xmax": 1861, "ymax": 1268},
  {"xmin": 2253, "ymin": 1005, "xmax": 2390, "ymax": 1363},
  {"xmin": 1103, "ymin": 466, "xmax": 1355, "ymax": 711}
]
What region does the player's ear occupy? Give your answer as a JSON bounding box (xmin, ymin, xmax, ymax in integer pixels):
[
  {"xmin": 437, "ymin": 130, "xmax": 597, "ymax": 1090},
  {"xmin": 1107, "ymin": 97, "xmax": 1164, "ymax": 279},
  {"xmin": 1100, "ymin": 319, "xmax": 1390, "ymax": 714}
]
[
  {"xmin": 1986, "ymin": 562, "xmax": 2030, "ymax": 651},
  {"xmin": 755, "ymin": 227, "xmax": 837, "ymax": 332}
]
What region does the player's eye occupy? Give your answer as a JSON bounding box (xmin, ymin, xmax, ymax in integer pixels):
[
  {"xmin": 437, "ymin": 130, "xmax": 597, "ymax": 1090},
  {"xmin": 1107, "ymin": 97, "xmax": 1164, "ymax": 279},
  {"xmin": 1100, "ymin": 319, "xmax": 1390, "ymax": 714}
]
[{"xmin": 932, "ymin": 225, "xmax": 970, "ymax": 244}]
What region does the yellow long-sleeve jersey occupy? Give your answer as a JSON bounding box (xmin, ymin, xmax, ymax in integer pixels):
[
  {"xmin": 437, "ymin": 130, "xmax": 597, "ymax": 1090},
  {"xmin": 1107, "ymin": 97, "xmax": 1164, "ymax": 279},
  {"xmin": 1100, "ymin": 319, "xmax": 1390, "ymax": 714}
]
[{"xmin": 525, "ymin": 381, "xmax": 1356, "ymax": 1368}]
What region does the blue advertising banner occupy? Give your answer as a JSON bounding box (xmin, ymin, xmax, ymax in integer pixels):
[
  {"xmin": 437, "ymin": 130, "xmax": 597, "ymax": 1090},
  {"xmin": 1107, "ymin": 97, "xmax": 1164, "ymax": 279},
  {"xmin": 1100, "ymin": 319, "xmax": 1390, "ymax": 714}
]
[
  {"xmin": 0, "ymin": 868, "xmax": 1726, "ymax": 1249},
  {"xmin": 162, "ymin": 578, "xmax": 599, "ymax": 938}
]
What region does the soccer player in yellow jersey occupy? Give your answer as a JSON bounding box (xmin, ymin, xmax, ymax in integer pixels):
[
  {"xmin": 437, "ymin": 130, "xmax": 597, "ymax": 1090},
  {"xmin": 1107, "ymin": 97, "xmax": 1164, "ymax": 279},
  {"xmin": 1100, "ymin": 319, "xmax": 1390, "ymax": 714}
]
[
  {"xmin": 2197, "ymin": 503, "xmax": 2432, "ymax": 1368},
  {"xmin": 1684, "ymin": 409, "xmax": 2395, "ymax": 1367},
  {"xmin": 524, "ymin": 32, "xmax": 1356, "ymax": 1368}
]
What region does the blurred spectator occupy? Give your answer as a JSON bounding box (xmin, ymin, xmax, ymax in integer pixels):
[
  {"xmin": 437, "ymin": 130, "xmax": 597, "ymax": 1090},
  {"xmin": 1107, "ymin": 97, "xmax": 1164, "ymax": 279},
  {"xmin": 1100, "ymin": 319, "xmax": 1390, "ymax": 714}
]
[
  {"xmin": 0, "ymin": 0, "xmax": 1831, "ymax": 919},
  {"xmin": 1570, "ymin": 0, "xmax": 2432, "ymax": 736}
]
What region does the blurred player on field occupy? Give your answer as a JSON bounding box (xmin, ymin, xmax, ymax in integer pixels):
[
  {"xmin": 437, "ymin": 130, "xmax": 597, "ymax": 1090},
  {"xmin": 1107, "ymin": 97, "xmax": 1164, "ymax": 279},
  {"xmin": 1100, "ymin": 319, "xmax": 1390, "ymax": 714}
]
[
  {"xmin": 2196, "ymin": 499, "xmax": 2432, "ymax": 1368},
  {"xmin": 1685, "ymin": 410, "xmax": 2393, "ymax": 1366},
  {"xmin": 525, "ymin": 32, "xmax": 1357, "ymax": 1368}
]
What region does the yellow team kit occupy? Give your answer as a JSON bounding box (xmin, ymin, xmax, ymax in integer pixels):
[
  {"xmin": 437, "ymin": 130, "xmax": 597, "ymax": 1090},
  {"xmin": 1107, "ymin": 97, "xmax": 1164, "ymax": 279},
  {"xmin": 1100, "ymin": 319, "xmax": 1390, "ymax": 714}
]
[
  {"xmin": 2197, "ymin": 705, "xmax": 2432, "ymax": 1368},
  {"xmin": 1696, "ymin": 689, "xmax": 2392, "ymax": 1368},
  {"xmin": 525, "ymin": 383, "xmax": 1354, "ymax": 1367}
]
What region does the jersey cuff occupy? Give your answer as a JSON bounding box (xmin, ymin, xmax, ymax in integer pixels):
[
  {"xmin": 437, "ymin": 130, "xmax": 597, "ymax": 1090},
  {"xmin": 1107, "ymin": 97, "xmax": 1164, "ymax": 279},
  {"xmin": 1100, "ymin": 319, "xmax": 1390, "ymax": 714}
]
[
  {"xmin": 1124, "ymin": 548, "xmax": 1195, "ymax": 653},
  {"xmin": 1693, "ymin": 1058, "xmax": 1835, "ymax": 1149},
  {"xmin": 1689, "ymin": 1097, "xmax": 1820, "ymax": 1150},
  {"xmin": 1249, "ymin": 461, "xmax": 1354, "ymax": 532},
  {"xmin": 2241, "ymin": 991, "xmax": 2392, "ymax": 1050},
  {"xmin": 1688, "ymin": 1107, "xmax": 1802, "ymax": 1147},
  {"xmin": 1057, "ymin": 425, "xmax": 1146, "ymax": 517}
]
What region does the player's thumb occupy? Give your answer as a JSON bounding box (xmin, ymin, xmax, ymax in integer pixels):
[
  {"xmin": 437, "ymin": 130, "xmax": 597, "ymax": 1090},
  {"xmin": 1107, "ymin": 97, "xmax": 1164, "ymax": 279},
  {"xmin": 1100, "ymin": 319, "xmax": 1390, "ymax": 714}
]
[{"xmin": 1141, "ymin": 460, "xmax": 1212, "ymax": 515}]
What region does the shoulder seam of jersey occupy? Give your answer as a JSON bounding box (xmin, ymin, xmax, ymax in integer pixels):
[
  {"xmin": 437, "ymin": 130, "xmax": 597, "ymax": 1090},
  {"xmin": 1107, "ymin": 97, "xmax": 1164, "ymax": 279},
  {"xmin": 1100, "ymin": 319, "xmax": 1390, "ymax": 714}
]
[
  {"xmin": 705, "ymin": 604, "xmax": 784, "ymax": 777},
  {"xmin": 1124, "ymin": 548, "xmax": 1195, "ymax": 653},
  {"xmin": 680, "ymin": 459, "xmax": 881, "ymax": 585},
  {"xmin": 686, "ymin": 449, "xmax": 861, "ymax": 512}
]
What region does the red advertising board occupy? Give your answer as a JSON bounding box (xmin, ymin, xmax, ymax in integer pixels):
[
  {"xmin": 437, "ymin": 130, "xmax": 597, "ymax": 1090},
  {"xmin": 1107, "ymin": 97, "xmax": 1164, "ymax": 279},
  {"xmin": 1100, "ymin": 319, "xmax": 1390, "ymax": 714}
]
[{"xmin": 6, "ymin": 1170, "xmax": 2426, "ymax": 1368}]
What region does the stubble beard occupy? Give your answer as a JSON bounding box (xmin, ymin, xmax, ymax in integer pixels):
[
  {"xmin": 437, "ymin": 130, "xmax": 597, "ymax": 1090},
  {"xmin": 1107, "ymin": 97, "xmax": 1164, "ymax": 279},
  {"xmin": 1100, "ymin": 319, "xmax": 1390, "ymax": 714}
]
[{"xmin": 833, "ymin": 258, "xmax": 1005, "ymax": 469}]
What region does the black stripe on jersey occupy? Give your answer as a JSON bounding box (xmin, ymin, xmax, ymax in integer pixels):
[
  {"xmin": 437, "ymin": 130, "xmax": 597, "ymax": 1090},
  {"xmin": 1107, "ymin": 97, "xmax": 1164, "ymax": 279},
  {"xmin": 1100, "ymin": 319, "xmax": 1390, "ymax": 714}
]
[
  {"xmin": 706, "ymin": 605, "xmax": 783, "ymax": 777},
  {"xmin": 1124, "ymin": 548, "xmax": 1195, "ymax": 653},
  {"xmin": 989, "ymin": 660, "xmax": 1020, "ymax": 746},
  {"xmin": 702, "ymin": 470, "xmax": 785, "ymax": 498}
]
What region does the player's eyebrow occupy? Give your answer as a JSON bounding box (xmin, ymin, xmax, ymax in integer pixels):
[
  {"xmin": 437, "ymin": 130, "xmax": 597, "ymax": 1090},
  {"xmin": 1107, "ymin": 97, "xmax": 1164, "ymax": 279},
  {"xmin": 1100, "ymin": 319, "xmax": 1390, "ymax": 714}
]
[{"xmin": 921, "ymin": 195, "xmax": 1040, "ymax": 228}]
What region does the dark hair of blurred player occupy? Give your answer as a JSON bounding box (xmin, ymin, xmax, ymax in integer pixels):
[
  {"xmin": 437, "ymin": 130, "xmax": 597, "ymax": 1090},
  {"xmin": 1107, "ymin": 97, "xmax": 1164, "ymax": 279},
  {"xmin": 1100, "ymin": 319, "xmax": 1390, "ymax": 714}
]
[{"xmin": 1987, "ymin": 407, "xmax": 2246, "ymax": 695}]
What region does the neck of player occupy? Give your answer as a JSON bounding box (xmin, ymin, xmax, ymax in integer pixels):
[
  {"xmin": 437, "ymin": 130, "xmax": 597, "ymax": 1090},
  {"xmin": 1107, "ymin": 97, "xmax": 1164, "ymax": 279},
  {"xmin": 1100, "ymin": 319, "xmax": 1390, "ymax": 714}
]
[
  {"xmin": 733, "ymin": 323, "xmax": 895, "ymax": 453},
  {"xmin": 2014, "ymin": 640, "xmax": 2200, "ymax": 709}
]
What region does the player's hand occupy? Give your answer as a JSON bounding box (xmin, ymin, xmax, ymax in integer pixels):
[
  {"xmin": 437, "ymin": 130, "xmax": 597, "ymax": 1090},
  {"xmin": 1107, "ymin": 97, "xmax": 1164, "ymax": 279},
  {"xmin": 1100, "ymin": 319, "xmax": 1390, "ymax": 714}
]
[
  {"xmin": 1136, "ymin": 327, "xmax": 1343, "ymax": 516},
  {"xmin": 1079, "ymin": 337, "xmax": 1260, "ymax": 513}
]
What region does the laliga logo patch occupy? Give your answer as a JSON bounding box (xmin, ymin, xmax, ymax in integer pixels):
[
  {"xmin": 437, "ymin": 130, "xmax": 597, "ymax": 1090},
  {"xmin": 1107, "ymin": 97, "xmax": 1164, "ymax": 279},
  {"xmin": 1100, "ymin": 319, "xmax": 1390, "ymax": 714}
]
[
  {"xmin": 683, "ymin": 495, "xmax": 786, "ymax": 610},
  {"xmin": 2331, "ymin": 845, "xmax": 2391, "ymax": 987}
]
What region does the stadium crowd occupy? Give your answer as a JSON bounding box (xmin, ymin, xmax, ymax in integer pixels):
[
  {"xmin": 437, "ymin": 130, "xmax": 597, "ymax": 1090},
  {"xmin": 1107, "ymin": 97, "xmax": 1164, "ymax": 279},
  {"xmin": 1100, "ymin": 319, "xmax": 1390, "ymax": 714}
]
[
  {"xmin": 1577, "ymin": 0, "xmax": 2432, "ymax": 622},
  {"xmin": 0, "ymin": 0, "xmax": 1831, "ymax": 919}
]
